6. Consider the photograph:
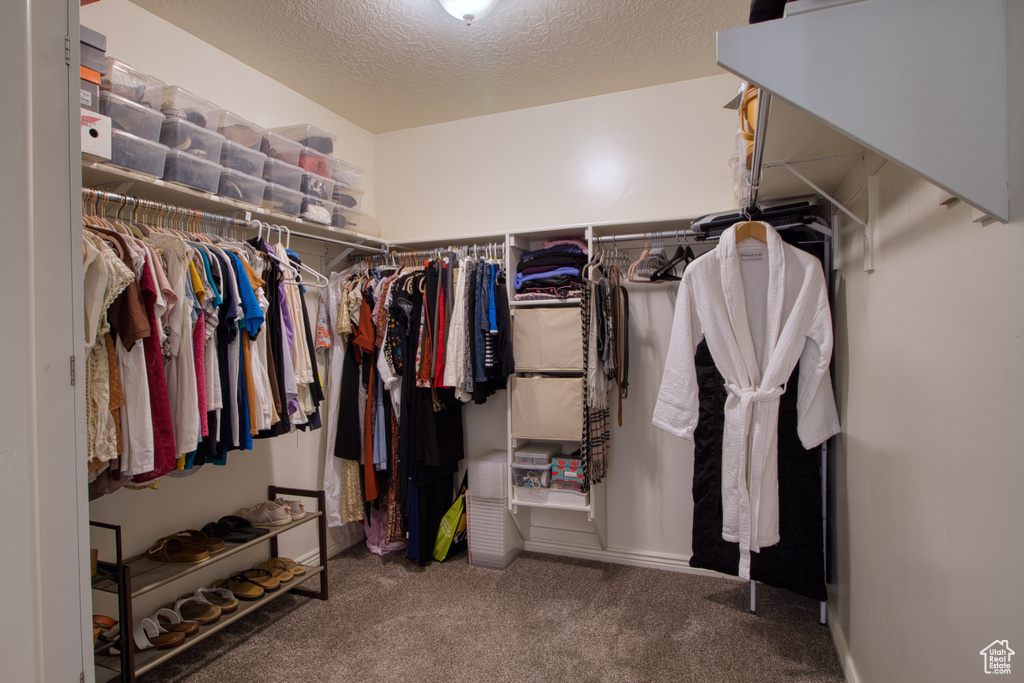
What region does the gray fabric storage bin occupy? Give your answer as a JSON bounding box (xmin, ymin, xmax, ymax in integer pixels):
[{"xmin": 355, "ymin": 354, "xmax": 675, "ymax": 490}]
[
  {"xmin": 510, "ymin": 376, "xmax": 583, "ymax": 441},
  {"xmin": 513, "ymin": 308, "xmax": 583, "ymax": 371}
]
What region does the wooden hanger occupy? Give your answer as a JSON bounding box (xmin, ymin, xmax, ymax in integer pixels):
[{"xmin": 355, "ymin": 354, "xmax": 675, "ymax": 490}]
[{"xmin": 733, "ymin": 220, "xmax": 767, "ymax": 243}]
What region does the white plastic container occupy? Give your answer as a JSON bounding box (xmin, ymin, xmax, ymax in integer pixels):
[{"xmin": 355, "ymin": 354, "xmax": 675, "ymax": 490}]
[
  {"xmin": 219, "ymin": 138, "xmax": 267, "ymax": 178},
  {"xmin": 300, "ymin": 195, "xmax": 336, "ymax": 225},
  {"xmin": 260, "ymin": 131, "xmax": 303, "ymax": 165},
  {"xmin": 332, "ymin": 204, "xmax": 363, "ymax": 231},
  {"xmin": 511, "ymin": 462, "xmax": 551, "ymax": 489},
  {"xmin": 297, "ymin": 145, "xmax": 331, "ymax": 178},
  {"xmin": 514, "ymin": 442, "xmax": 560, "ymax": 466},
  {"xmin": 101, "ymin": 57, "xmax": 166, "ymax": 110},
  {"xmin": 160, "ymin": 85, "xmax": 221, "ymax": 130},
  {"xmin": 268, "ymin": 123, "xmax": 337, "ymax": 155},
  {"xmin": 263, "ymin": 182, "xmax": 303, "ymax": 217},
  {"xmin": 106, "ymin": 129, "xmax": 168, "ymax": 177},
  {"xmin": 301, "ymin": 172, "xmax": 336, "ymax": 201},
  {"xmin": 215, "ymin": 110, "xmax": 265, "ymax": 150},
  {"xmin": 99, "ymin": 91, "xmax": 165, "ymax": 142},
  {"xmin": 332, "ymin": 183, "xmax": 364, "ymax": 211},
  {"xmin": 330, "ymin": 157, "xmax": 364, "ymax": 187},
  {"xmin": 163, "ymin": 149, "xmax": 222, "ymax": 193},
  {"xmin": 159, "ymin": 117, "xmax": 225, "ymax": 162},
  {"xmin": 467, "ymin": 451, "xmax": 508, "ymax": 500},
  {"xmin": 218, "ymin": 167, "xmax": 268, "ymax": 206},
  {"xmin": 262, "ymin": 157, "xmax": 303, "ymax": 192}
]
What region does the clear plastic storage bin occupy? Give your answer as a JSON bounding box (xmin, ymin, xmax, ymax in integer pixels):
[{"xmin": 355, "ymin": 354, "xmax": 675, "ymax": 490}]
[
  {"xmin": 332, "ymin": 204, "xmax": 363, "ymax": 230},
  {"xmin": 297, "ymin": 145, "xmax": 330, "ymax": 177},
  {"xmin": 514, "ymin": 442, "xmax": 561, "ymax": 466},
  {"xmin": 511, "ymin": 462, "xmax": 552, "ymax": 489},
  {"xmin": 160, "ymin": 86, "xmax": 221, "ymax": 130},
  {"xmin": 262, "ymin": 157, "xmax": 303, "ymax": 192},
  {"xmin": 267, "ymin": 124, "xmax": 336, "ymax": 155},
  {"xmin": 159, "ymin": 118, "xmax": 225, "ymax": 162},
  {"xmin": 330, "ymin": 158, "xmax": 364, "ymax": 187},
  {"xmin": 218, "ymin": 167, "xmax": 268, "ymax": 206},
  {"xmin": 101, "ymin": 57, "xmax": 166, "ymax": 110},
  {"xmin": 260, "ymin": 131, "xmax": 303, "ymax": 165},
  {"xmin": 163, "ymin": 149, "xmax": 223, "ymax": 193},
  {"xmin": 263, "ymin": 182, "xmax": 303, "ymax": 217},
  {"xmin": 106, "ymin": 129, "xmax": 168, "ymax": 177},
  {"xmin": 300, "ymin": 195, "xmax": 336, "ymax": 225},
  {"xmin": 99, "ymin": 91, "xmax": 165, "ymax": 142},
  {"xmin": 332, "ymin": 183, "xmax": 364, "ymax": 211},
  {"xmin": 219, "ymin": 138, "xmax": 267, "ymax": 178},
  {"xmin": 301, "ymin": 172, "xmax": 336, "ymax": 200},
  {"xmin": 215, "ymin": 110, "xmax": 265, "ymax": 150}
]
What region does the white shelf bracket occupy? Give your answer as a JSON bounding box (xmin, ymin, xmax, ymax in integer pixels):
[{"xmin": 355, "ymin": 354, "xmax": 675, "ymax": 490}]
[{"xmin": 865, "ymin": 173, "xmax": 879, "ymax": 274}]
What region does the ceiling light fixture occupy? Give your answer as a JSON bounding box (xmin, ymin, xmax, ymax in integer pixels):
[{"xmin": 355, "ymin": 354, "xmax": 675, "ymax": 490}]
[{"xmin": 438, "ymin": 0, "xmax": 501, "ymax": 24}]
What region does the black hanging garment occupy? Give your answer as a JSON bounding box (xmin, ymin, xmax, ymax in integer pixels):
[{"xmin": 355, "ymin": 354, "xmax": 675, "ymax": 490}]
[
  {"xmin": 749, "ymin": 0, "xmax": 792, "ymax": 23},
  {"xmin": 687, "ymin": 232, "xmax": 828, "ymax": 601}
]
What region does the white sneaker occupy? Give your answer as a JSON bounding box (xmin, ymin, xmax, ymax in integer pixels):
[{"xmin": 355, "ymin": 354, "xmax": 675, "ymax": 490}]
[
  {"xmin": 236, "ymin": 501, "xmax": 291, "ymax": 527},
  {"xmin": 275, "ymin": 497, "xmax": 306, "ymax": 521}
]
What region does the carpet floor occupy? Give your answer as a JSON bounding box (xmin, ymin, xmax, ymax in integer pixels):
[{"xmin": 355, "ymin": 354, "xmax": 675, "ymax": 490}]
[{"xmin": 141, "ymin": 545, "xmax": 844, "ymax": 682}]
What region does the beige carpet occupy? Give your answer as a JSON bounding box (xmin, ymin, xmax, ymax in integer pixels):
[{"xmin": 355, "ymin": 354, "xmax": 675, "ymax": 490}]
[{"xmin": 141, "ymin": 545, "xmax": 844, "ymax": 682}]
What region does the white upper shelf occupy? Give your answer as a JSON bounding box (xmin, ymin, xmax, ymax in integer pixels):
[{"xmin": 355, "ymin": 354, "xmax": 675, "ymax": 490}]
[{"xmin": 717, "ymin": 0, "xmax": 1010, "ymax": 221}]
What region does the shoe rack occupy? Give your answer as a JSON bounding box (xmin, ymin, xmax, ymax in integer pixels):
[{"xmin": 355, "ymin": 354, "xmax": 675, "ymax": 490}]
[{"xmin": 91, "ymin": 487, "xmax": 328, "ymax": 682}]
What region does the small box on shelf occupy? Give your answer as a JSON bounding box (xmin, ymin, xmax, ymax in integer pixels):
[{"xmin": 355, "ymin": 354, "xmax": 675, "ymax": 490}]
[
  {"xmin": 262, "ymin": 157, "xmax": 303, "ymax": 192},
  {"xmin": 301, "ymin": 172, "xmax": 336, "ymax": 201},
  {"xmin": 513, "ymin": 442, "xmax": 560, "ymax": 466},
  {"xmin": 260, "ymin": 131, "xmax": 303, "ymax": 166},
  {"xmin": 219, "ymin": 138, "xmax": 267, "ymax": 178},
  {"xmin": 81, "ymin": 66, "xmax": 101, "ymax": 113},
  {"xmin": 330, "ymin": 157, "xmax": 364, "ymax": 187},
  {"xmin": 511, "ymin": 462, "xmax": 551, "ymax": 489},
  {"xmin": 99, "ymin": 91, "xmax": 165, "ymax": 142},
  {"xmin": 81, "ymin": 110, "xmax": 112, "ymax": 161},
  {"xmin": 107, "ymin": 129, "xmax": 168, "ymax": 178},
  {"xmin": 218, "ymin": 167, "xmax": 268, "ymax": 206},
  {"xmin": 297, "ymin": 145, "xmax": 330, "ymax": 178},
  {"xmin": 215, "ymin": 110, "xmax": 265, "ymax": 150},
  {"xmin": 160, "ymin": 85, "xmax": 221, "ymax": 130},
  {"xmin": 300, "ymin": 195, "xmax": 337, "ymax": 225},
  {"xmin": 160, "ymin": 117, "xmax": 225, "ymax": 163},
  {"xmin": 101, "ymin": 57, "xmax": 165, "ymax": 110},
  {"xmin": 163, "ymin": 149, "xmax": 223, "ymax": 193},
  {"xmin": 268, "ymin": 124, "xmax": 336, "ymax": 155},
  {"xmin": 263, "ymin": 182, "xmax": 303, "ymax": 217},
  {"xmin": 331, "ymin": 204, "xmax": 363, "ymax": 231},
  {"xmin": 332, "ymin": 183, "xmax": 364, "ymax": 211}
]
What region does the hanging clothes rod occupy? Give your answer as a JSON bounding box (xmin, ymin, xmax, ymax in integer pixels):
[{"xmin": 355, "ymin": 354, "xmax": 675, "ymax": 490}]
[
  {"xmin": 594, "ymin": 228, "xmax": 705, "ymax": 244},
  {"xmin": 81, "ymin": 187, "xmax": 386, "ymax": 253}
]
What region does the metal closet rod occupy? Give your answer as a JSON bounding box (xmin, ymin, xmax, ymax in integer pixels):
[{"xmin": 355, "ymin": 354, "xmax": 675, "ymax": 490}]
[
  {"xmin": 594, "ymin": 228, "xmax": 708, "ymax": 244},
  {"xmin": 80, "ymin": 186, "xmax": 386, "ymax": 253},
  {"xmin": 357, "ymin": 243, "xmax": 506, "ymax": 262}
]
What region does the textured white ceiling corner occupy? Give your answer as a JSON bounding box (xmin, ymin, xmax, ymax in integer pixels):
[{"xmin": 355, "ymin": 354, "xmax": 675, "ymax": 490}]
[{"xmin": 128, "ymin": 0, "xmax": 749, "ymax": 133}]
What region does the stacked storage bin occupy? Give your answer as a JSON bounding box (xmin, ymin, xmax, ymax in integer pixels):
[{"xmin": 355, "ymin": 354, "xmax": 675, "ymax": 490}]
[
  {"xmin": 98, "ymin": 57, "xmax": 169, "ymax": 177},
  {"xmin": 267, "ymin": 124, "xmax": 339, "ymax": 224},
  {"xmin": 466, "ymin": 451, "xmax": 523, "ymax": 569}
]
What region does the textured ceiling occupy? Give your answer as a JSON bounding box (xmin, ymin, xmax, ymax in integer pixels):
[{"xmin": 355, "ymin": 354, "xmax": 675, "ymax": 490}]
[{"xmin": 128, "ymin": 0, "xmax": 749, "ymax": 133}]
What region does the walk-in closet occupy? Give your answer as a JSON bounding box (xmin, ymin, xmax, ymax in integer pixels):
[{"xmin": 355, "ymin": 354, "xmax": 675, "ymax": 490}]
[{"xmin": 4, "ymin": 0, "xmax": 1023, "ymax": 681}]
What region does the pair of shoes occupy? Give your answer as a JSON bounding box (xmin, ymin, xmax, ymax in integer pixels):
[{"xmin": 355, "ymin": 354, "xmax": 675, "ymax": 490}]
[
  {"xmin": 258, "ymin": 556, "xmax": 307, "ymax": 579},
  {"xmin": 235, "ymin": 500, "xmax": 291, "ymax": 527},
  {"xmin": 112, "ymin": 617, "xmax": 185, "ymax": 653},
  {"xmin": 161, "ymin": 594, "xmax": 222, "ymax": 626},
  {"xmin": 201, "ymin": 515, "xmax": 271, "ymax": 543},
  {"xmin": 177, "ymin": 587, "xmax": 239, "ymax": 615},
  {"xmin": 274, "ymin": 497, "xmax": 306, "ymax": 521},
  {"xmin": 162, "ymin": 529, "xmax": 225, "ymax": 554},
  {"xmin": 145, "ymin": 538, "xmax": 210, "ymax": 564},
  {"xmin": 212, "ymin": 572, "xmax": 269, "ymax": 601}
]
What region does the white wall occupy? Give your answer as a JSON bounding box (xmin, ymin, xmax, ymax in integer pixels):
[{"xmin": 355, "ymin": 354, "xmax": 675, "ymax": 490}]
[
  {"xmin": 81, "ymin": 0, "xmax": 370, "ymax": 612},
  {"xmin": 376, "ymin": 74, "xmax": 741, "ymax": 240}
]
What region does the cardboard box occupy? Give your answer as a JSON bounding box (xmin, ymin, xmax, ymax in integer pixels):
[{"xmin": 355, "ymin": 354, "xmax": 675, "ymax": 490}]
[
  {"xmin": 80, "ymin": 66, "xmax": 100, "ymax": 112},
  {"xmin": 80, "ymin": 24, "xmax": 106, "ymax": 52},
  {"xmin": 80, "ymin": 43, "xmax": 105, "ymax": 75},
  {"xmin": 551, "ymin": 457, "xmax": 583, "ymax": 490},
  {"xmin": 81, "ymin": 109, "xmax": 111, "ymax": 161}
]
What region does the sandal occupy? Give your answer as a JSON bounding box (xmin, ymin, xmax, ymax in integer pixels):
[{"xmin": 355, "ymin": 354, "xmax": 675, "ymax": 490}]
[
  {"xmin": 145, "ymin": 537, "xmax": 210, "ymax": 564},
  {"xmin": 116, "ymin": 617, "xmax": 184, "ymax": 652},
  {"xmin": 155, "ymin": 608, "xmax": 199, "ymax": 637},
  {"xmin": 201, "ymin": 515, "xmax": 269, "ymax": 543},
  {"xmin": 191, "ymin": 587, "xmax": 239, "ymax": 615},
  {"xmin": 255, "ymin": 559, "xmax": 294, "ymax": 583},
  {"xmin": 241, "ymin": 567, "xmax": 281, "ymax": 591},
  {"xmin": 93, "ymin": 614, "xmax": 117, "ymax": 632},
  {"xmin": 162, "ymin": 595, "xmax": 221, "ymax": 625},
  {"xmin": 273, "ymin": 556, "xmax": 307, "ymax": 577},
  {"xmin": 212, "ymin": 573, "xmax": 265, "ymax": 601},
  {"xmin": 163, "ymin": 529, "xmax": 225, "ymax": 554}
]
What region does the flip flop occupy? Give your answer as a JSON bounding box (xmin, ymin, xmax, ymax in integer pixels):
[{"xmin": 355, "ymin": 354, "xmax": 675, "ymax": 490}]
[
  {"xmin": 192, "ymin": 587, "xmax": 239, "ymax": 614},
  {"xmin": 93, "ymin": 614, "xmax": 117, "ymax": 632},
  {"xmin": 201, "ymin": 515, "xmax": 268, "ymax": 543},
  {"xmin": 212, "ymin": 573, "xmax": 265, "ymax": 601},
  {"xmin": 255, "ymin": 559, "xmax": 294, "ymax": 583},
  {"xmin": 115, "ymin": 617, "xmax": 184, "ymax": 653},
  {"xmin": 273, "ymin": 557, "xmax": 307, "ymax": 577},
  {"xmin": 145, "ymin": 537, "xmax": 210, "ymax": 564},
  {"xmin": 241, "ymin": 567, "xmax": 281, "ymax": 591},
  {"xmin": 154, "ymin": 608, "xmax": 199, "ymax": 637},
  {"xmin": 164, "ymin": 529, "xmax": 225, "ymax": 554},
  {"xmin": 162, "ymin": 596, "xmax": 221, "ymax": 625}
]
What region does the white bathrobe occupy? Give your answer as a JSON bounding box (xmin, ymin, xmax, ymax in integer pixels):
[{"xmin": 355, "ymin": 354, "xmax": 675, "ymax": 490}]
[{"xmin": 653, "ymin": 222, "xmax": 840, "ymax": 579}]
